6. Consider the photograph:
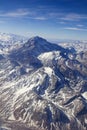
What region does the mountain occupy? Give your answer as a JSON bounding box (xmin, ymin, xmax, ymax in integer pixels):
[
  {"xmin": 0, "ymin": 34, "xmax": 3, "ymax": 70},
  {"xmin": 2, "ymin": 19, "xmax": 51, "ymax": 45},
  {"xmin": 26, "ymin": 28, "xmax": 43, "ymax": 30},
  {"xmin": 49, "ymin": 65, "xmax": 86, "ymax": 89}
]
[
  {"xmin": 57, "ymin": 40, "xmax": 87, "ymax": 53},
  {"xmin": 0, "ymin": 32, "xmax": 28, "ymax": 54},
  {"xmin": 0, "ymin": 32, "xmax": 27, "ymax": 45},
  {"xmin": 0, "ymin": 36, "xmax": 87, "ymax": 130}
]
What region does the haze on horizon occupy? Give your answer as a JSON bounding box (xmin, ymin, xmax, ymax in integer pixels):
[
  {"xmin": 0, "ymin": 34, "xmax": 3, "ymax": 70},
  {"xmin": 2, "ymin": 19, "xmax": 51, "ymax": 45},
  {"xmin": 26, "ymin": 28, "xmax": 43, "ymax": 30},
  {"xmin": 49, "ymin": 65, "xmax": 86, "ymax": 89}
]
[{"xmin": 0, "ymin": 0, "xmax": 87, "ymax": 40}]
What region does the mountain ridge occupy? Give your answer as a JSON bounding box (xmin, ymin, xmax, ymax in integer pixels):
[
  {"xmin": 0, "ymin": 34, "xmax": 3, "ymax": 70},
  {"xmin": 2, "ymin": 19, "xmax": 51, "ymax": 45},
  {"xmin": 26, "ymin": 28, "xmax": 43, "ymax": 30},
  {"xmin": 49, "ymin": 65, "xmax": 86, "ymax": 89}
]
[{"xmin": 0, "ymin": 36, "xmax": 87, "ymax": 130}]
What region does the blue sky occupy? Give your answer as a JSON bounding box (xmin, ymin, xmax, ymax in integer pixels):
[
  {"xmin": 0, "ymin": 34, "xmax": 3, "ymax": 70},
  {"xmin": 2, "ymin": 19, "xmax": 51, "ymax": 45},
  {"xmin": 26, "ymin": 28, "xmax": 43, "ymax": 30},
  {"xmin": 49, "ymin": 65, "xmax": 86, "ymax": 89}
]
[{"xmin": 0, "ymin": 0, "xmax": 87, "ymax": 40}]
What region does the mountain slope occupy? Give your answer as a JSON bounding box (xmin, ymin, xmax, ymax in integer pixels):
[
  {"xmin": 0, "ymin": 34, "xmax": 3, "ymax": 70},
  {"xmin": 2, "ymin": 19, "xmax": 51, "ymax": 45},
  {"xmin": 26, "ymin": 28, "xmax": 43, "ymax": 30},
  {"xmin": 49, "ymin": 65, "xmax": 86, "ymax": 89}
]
[{"xmin": 0, "ymin": 36, "xmax": 87, "ymax": 130}]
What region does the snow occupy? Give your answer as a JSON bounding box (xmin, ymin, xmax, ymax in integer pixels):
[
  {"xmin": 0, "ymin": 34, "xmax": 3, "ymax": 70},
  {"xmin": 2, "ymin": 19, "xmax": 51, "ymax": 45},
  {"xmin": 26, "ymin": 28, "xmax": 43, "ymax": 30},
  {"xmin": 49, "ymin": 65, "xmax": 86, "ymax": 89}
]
[
  {"xmin": 0, "ymin": 32, "xmax": 28, "ymax": 51},
  {"xmin": 44, "ymin": 67, "xmax": 53, "ymax": 76},
  {"xmin": 85, "ymin": 118, "xmax": 87, "ymax": 124},
  {"xmin": 68, "ymin": 54, "xmax": 74, "ymax": 60},
  {"xmin": 58, "ymin": 41, "xmax": 87, "ymax": 53},
  {"xmin": 15, "ymin": 87, "xmax": 29, "ymax": 95},
  {"xmin": 38, "ymin": 51, "xmax": 60, "ymax": 62},
  {"xmin": 82, "ymin": 92, "xmax": 87, "ymax": 100},
  {"xmin": 9, "ymin": 69, "xmax": 15, "ymax": 74},
  {"xmin": 65, "ymin": 60, "xmax": 70, "ymax": 68},
  {"xmin": 9, "ymin": 114, "xmax": 15, "ymax": 120},
  {"xmin": 0, "ymin": 34, "xmax": 11, "ymax": 41}
]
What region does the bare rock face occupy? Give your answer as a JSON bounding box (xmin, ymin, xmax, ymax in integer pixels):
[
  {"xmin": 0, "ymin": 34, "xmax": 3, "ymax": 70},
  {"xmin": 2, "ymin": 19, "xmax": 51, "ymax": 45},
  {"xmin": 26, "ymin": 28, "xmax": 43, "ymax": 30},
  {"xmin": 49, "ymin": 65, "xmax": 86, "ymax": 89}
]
[{"xmin": 0, "ymin": 36, "xmax": 87, "ymax": 130}]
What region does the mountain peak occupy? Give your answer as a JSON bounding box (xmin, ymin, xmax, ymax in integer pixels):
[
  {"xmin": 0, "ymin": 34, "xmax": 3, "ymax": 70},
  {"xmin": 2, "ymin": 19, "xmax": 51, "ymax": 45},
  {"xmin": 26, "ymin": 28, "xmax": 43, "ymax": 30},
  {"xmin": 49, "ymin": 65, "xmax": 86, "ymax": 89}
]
[{"xmin": 29, "ymin": 36, "xmax": 47, "ymax": 43}]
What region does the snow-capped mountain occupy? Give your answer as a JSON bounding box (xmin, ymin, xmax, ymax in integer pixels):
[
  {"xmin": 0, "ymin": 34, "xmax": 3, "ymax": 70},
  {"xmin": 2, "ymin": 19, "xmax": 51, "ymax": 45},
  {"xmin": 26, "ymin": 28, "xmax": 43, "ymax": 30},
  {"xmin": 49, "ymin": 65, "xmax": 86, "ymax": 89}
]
[
  {"xmin": 0, "ymin": 36, "xmax": 87, "ymax": 130},
  {"xmin": 0, "ymin": 32, "xmax": 28, "ymax": 54},
  {"xmin": 0, "ymin": 32, "xmax": 27, "ymax": 45},
  {"xmin": 57, "ymin": 40, "xmax": 87, "ymax": 53}
]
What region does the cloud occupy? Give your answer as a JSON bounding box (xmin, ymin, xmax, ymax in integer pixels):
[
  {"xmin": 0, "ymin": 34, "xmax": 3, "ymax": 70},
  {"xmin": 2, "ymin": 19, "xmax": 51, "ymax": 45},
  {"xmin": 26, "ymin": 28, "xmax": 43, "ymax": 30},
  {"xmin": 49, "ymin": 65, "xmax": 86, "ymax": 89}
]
[
  {"xmin": 0, "ymin": 9, "xmax": 47, "ymax": 21},
  {"xmin": 64, "ymin": 27, "xmax": 87, "ymax": 31},
  {"xmin": 33, "ymin": 16, "xmax": 47, "ymax": 20},
  {"xmin": 59, "ymin": 13, "xmax": 87, "ymax": 21},
  {"xmin": 0, "ymin": 9, "xmax": 31, "ymax": 17},
  {"xmin": 0, "ymin": 8, "xmax": 87, "ymax": 23},
  {"xmin": 59, "ymin": 21, "xmax": 66, "ymax": 24},
  {"xmin": 48, "ymin": 12, "xmax": 87, "ymax": 21},
  {"xmin": 77, "ymin": 24, "xmax": 84, "ymax": 27}
]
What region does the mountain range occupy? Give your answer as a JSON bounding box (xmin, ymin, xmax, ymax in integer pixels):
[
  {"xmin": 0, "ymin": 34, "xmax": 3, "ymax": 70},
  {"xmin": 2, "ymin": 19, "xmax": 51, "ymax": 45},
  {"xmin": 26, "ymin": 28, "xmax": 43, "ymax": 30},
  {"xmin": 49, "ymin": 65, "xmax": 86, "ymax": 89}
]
[{"xmin": 0, "ymin": 33, "xmax": 87, "ymax": 130}]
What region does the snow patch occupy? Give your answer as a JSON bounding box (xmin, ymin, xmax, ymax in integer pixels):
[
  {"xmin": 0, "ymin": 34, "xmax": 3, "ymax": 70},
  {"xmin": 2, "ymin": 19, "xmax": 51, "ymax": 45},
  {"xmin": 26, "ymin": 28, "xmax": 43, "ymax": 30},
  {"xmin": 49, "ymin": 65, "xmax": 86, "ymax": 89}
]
[
  {"xmin": 38, "ymin": 51, "xmax": 60, "ymax": 62},
  {"xmin": 44, "ymin": 67, "xmax": 53, "ymax": 76},
  {"xmin": 85, "ymin": 118, "xmax": 87, "ymax": 124},
  {"xmin": 82, "ymin": 92, "xmax": 87, "ymax": 100}
]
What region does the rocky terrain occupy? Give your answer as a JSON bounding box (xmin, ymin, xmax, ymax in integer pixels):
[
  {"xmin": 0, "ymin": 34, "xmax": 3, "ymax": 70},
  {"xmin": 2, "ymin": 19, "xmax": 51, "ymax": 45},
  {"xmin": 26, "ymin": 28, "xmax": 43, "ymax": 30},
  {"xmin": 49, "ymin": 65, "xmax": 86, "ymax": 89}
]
[{"xmin": 0, "ymin": 35, "xmax": 87, "ymax": 130}]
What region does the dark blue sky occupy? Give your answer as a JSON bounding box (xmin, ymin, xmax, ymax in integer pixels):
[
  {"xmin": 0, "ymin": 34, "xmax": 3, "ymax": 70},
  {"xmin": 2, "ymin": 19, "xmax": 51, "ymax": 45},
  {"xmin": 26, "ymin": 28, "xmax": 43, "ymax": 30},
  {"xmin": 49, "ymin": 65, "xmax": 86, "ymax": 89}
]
[{"xmin": 0, "ymin": 0, "xmax": 87, "ymax": 40}]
